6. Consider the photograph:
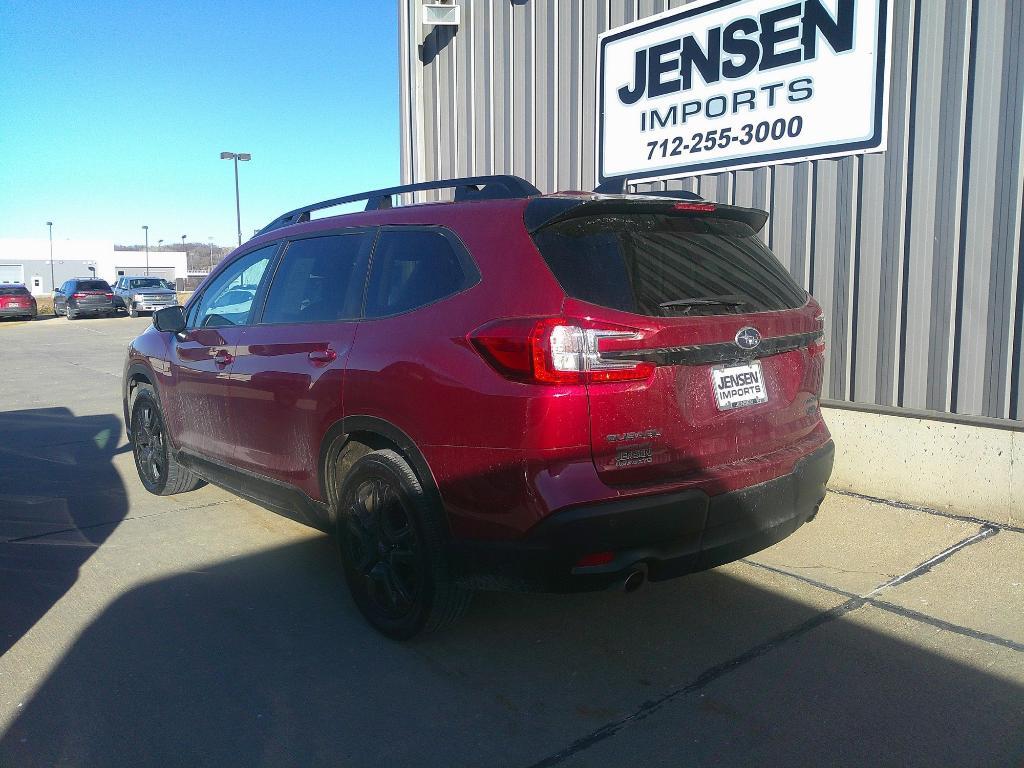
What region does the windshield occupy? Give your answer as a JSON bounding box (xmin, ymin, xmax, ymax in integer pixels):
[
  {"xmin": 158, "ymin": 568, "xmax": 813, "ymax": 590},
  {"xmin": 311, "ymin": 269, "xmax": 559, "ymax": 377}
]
[
  {"xmin": 129, "ymin": 278, "xmax": 165, "ymax": 289},
  {"xmin": 532, "ymin": 213, "xmax": 807, "ymax": 316}
]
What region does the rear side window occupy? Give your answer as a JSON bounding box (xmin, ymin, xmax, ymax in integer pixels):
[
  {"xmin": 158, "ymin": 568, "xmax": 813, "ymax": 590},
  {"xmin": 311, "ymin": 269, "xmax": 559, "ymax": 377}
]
[
  {"xmin": 76, "ymin": 280, "xmax": 111, "ymax": 291},
  {"xmin": 364, "ymin": 228, "xmax": 475, "ymax": 318},
  {"xmin": 261, "ymin": 233, "xmax": 369, "ymax": 324},
  {"xmin": 532, "ymin": 214, "xmax": 806, "ymax": 316}
]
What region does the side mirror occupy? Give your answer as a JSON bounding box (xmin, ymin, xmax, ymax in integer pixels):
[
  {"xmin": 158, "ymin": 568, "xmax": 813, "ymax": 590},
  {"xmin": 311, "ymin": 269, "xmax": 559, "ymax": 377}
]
[{"xmin": 153, "ymin": 305, "xmax": 187, "ymax": 334}]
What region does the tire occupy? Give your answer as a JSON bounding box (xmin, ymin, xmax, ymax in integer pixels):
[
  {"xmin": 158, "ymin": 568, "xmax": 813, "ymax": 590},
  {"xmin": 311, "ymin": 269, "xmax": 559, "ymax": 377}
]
[
  {"xmin": 66, "ymin": 307, "xmax": 76, "ymax": 320},
  {"xmin": 336, "ymin": 449, "xmax": 471, "ymax": 639},
  {"xmin": 129, "ymin": 304, "xmax": 139, "ymax": 318},
  {"xmin": 130, "ymin": 384, "xmax": 204, "ymax": 495}
]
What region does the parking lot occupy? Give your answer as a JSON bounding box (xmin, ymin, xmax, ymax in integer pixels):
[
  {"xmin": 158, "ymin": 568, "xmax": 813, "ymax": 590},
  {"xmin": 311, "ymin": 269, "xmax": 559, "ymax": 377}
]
[{"xmin": 0, "ymin": 314, "xmax": 1021, "ymax": 767}]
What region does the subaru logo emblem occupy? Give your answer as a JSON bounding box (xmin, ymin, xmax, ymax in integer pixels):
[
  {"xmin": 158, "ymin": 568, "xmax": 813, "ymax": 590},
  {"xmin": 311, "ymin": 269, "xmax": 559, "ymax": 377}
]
[{"xmin": 735, "ymin": 327, "xmax": 761, "ymax": 351}]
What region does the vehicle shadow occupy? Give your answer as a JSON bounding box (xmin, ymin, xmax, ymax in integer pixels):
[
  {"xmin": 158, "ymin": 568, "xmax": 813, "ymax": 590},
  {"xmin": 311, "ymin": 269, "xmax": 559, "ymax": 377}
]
[
  {"xmin": 0, "ymin": 407, "xmax": 128, "ymax": 655},
  {"xmin": 1, "ymin": 534, "xmax": 1021, "ymax": 767}
]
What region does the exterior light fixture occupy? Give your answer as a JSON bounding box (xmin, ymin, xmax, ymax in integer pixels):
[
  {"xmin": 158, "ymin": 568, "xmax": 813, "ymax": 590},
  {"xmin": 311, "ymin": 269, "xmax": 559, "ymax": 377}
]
[{"xmin": 423, "ymin": 2, "xmax": 460, "ymax": 27}]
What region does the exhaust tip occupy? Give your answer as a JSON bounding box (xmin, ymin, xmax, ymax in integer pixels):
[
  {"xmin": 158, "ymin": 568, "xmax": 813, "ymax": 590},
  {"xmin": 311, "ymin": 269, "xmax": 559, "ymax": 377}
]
[{"xmin": 622, "ymin": 569, "xmax": 645, "ymax": 593}]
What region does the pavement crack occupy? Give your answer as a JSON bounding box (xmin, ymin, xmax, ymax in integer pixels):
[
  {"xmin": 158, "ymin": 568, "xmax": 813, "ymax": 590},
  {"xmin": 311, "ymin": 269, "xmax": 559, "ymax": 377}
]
[
  {"xmin": 524, "ymin": 598, "xmax": 865, "ymax": 768},
  {"xmin": 4, "ymin": 500, "xmax": 228, "ymax": 543},
  {"xmin": 863, "ymin": 526, "xmax": 999, "ymax": 598},
  {"xmin": 829, "ymin": 488, "xmax": 1024, "ymax": 535},
  {"xmin": 864, "ymin": 599, "xmax": 1024, "ymax": 653}
]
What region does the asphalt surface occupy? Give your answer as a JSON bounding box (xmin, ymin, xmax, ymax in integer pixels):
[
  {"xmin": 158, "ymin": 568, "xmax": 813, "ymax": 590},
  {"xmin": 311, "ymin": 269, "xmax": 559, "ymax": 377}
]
[{"xmin": 1, "ymin": 313, "xmax": 1022, "ymax": 767}]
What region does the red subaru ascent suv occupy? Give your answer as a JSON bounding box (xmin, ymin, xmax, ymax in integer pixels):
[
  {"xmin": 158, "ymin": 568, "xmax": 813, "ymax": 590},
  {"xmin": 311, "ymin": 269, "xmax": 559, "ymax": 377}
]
[{"xmin": 123, "ymin": 175, "xmax": 833, "ymax": 638}]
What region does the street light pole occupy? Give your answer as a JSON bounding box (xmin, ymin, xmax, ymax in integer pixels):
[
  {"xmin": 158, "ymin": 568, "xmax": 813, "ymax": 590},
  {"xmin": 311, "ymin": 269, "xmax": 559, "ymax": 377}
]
[
  {"xmin": 46, "ymin": 221, "xmax": 54, "ymax": 294},
  {"xmin": 220, "ymin": 151, "xmax": 251, "ymax": 246},
  {"xmin": 142, "ymin": 225, "xmax": 149, "ymax": 276}
]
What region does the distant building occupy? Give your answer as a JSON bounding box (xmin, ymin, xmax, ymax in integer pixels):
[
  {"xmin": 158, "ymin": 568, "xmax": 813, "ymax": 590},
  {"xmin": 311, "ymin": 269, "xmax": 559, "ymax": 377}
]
[{"xmin": 0, "ymin": 240, "xmax": 188, "ymax": 295}]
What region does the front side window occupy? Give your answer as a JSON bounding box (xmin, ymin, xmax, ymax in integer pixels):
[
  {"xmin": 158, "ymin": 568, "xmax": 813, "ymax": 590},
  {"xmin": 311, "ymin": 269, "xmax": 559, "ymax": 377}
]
[
  {"xmin": 190, "ymin": 244, "xmax": 276, "ymax": 328},
  {"xmin": 261, "ymin": 233, "xmax": 369, "ymax": 324},
  {"xmin": 364, "ymin": 228, "xmax": 474, "ymax": 318}
]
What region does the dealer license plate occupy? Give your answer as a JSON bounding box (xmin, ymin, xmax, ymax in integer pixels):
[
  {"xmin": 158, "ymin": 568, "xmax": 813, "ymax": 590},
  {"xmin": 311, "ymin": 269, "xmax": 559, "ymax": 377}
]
[{"xmin": 712, "ymin": 361, "xmax": 768, "ymax": 411}]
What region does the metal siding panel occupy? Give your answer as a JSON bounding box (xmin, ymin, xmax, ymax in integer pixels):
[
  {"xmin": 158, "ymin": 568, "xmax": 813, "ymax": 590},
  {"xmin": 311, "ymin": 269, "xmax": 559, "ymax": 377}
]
[
  {"xmin": 511, "ymin": 1, "xmax": 535, "ymax": 182},
  {"xmin": 534, "ymin": 0, "xmax": 558, "ymax": 192},
  {"xmin": 854, "ymin": 153, "xmax": 886, "ymax": 404},
  {"xmin": 399, "ymin": 1, "xmax": 411, "ymax": 186},
  {"xmin": 455, "ymin": 0, "xmax": 475, "ymax": 178},
  {"xmin": 958, "ymin": 0, "xmax": 1004, "ymax": 415},
  {"xmin": 986, "ymin": 0, "xmax": 1024, "ymax": 417},
  {"xmin": 470, "ymin": 0, "xmax": 489, "ymax": 176},
  {"xmin": 580, "ymin": 1, "xmax": 607, "ymax": 191},
  {"xmin": 812, "ymin": 160, "xmax": 839, "ymax": 399},
  {"xmin": 556, "ymin": 0, "xmax": 579, "ymax": 188},
  {"xmin": 900, "ymin": 1, "xmax": 947, "ymax": 409},
  {"xmin": 875, "ymin": 0, "xmax": 916, "ymax": 407},
  {"xmin": 923, "ymin": 0, "xmax": 970, "ymax": 412},
  {"xmin": 497, "ymin": 0, "xmax": 516, "ymax": 174}
]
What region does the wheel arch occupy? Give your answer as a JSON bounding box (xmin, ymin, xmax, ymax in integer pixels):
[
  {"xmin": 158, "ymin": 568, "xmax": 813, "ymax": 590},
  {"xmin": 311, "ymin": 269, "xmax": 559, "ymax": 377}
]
[
  {"xmin": 123, "ymin": 362, "xmax": 159, "ymax": 439},
  {"xmin": 319, "ymin": 416, "xmax": 444, "ymax": 527}
]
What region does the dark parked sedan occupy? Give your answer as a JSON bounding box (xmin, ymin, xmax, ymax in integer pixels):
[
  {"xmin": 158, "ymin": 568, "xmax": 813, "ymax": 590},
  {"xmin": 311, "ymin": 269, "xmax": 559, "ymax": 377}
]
[
  {"xmin": 53, "ymin": 278, "xmax": 116, "ymax": 319},
  {"xmin": 0, "ymin": 285, "xmax": 37, "ymax": 320}
]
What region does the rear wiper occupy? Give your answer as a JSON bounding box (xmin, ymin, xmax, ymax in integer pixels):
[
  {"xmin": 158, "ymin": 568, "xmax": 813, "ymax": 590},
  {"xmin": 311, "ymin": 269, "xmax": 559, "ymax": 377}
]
[{"xmin": 659, "ymin": 296, "xmax": 746, "ymax": 313}]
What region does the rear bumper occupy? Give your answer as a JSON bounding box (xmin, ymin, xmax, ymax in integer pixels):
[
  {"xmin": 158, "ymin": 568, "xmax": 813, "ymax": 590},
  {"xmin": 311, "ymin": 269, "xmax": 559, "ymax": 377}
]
[
  {"xmin": 449, "ymin": 440, "xmax": 835, "ymax": 592},
  {"xmin": 0, "ymin": 306, "xmax": 36, "ymax": 317},
  {"xmin": 71, "ymin": 304, "xmax": 115, "ymax": 314}
]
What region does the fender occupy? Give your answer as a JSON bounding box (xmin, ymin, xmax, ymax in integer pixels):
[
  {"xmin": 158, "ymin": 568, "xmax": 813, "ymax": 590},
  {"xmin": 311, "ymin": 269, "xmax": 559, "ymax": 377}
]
[{"xmin": 122, "ymin": 361, "xmax": 160, "ymax": 435}]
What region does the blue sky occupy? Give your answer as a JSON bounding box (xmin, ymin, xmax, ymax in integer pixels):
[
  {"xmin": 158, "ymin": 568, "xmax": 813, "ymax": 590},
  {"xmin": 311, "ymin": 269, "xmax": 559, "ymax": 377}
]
[{"xmin": 0, "ymin": 0, "xmax": 400, "ymax": 246}]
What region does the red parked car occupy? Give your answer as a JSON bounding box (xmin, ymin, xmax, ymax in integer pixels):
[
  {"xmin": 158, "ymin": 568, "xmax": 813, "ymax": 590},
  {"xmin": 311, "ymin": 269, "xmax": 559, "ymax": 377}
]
[
  {"xmin": 0, "ymin": 284, "xmax": 37, "ymax": 321},
  {"xmin": 123, "ymin": 175, "xmax": 833, "ymax": 638}
]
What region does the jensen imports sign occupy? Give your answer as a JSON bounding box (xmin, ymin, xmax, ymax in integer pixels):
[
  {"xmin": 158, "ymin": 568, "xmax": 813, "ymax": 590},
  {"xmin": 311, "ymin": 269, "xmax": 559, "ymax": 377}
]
[{"xmin": 597, "ymin": 0, "xmax": 890, "ymax": 183}]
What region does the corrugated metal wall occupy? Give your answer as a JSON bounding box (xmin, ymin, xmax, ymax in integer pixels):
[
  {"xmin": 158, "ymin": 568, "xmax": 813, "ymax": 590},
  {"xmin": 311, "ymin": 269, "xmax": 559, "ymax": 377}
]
[{"xmin": 400, "ymin": 0, "xmax": 1024, "ymax": 423}]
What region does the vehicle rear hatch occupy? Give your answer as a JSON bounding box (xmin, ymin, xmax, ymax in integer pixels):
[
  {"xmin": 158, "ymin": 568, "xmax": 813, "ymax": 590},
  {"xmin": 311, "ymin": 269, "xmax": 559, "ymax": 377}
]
[
  {"xmin": 0, "ymin": 287, "xmax": 33, "ymax": 308},
  {"xmin": 528, "ymin": 196, "xmax": 825, "ymax": 487},
  {"xmin": 74, "ymin": 280, "xmax": 114, "ymax": 306}
]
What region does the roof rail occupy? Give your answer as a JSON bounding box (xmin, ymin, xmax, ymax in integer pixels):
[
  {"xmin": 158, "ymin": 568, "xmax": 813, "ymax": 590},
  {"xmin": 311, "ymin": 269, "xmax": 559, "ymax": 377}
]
[
  {"xmin": 256, "ymin": 174, "xmax": 541, "ymax": 236},
  {"xmin": 594, "ymin": 176, "xmax": 703, "ymax": 202}
]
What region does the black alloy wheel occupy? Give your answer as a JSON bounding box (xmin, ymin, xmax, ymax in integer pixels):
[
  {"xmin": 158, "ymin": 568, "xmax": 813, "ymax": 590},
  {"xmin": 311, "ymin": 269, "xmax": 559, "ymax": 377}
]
[
  {"xmin": 132, "ymin": 399, "xmax": 167, "ymax": 490},
  {"xmin": 337, "ymin": 449, "xmax": 470, "ymax": 639},
  {"xmin": 342, "ymin": 476, "xmax": 425, "ymax": 623}
]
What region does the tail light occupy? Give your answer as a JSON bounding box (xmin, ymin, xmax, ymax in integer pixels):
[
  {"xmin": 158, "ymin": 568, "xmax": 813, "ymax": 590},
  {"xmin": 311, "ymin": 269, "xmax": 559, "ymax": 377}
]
[
  {"xmin": 105, "ymin": 292, "xmax": 114, "ymax": 299},
  {"xmin": 470, "ymin": 317, "xmax": 655, "ymax": 385},
  {"xmin": 72, "ymin": 292, "xmax": 86, "ymax": 299}
]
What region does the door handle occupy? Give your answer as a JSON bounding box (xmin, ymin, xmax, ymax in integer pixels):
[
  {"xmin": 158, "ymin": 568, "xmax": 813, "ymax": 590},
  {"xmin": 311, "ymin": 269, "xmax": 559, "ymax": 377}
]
[
  {"xmin": 214, "ymin": 350, "xmax": 234, "ymax": 368},
  {"xmin": 308, "ymin": 348, "xmax": 337, "ymax": 365}
]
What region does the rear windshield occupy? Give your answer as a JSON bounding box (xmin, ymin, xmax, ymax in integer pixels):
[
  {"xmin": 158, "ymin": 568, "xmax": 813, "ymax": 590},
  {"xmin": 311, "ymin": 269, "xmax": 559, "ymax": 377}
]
[
  {"xmin": 532, "ymin": 214, "xmax": 806, "ymax": 317},
  {"xmin": 75, "ymin": 280, "xmax": 111, "ymax": 291},
  {"xmin": 0, "ymin": 286, "xmax": 29, "ymax": 296}
]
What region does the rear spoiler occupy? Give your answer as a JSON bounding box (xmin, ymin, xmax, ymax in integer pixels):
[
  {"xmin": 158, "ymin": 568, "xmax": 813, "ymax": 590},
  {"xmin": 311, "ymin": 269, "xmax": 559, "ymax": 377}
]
[{"xmin": 524, "ymin": 196, "xmax": 769, "ymax": 235}]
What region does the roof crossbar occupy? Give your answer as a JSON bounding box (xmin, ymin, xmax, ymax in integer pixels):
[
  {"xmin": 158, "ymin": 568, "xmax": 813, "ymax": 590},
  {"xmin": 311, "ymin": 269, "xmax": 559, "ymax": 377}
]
[
  {"xmin": 256, "ymin": 174, "xmax": 541, "ymax": 236},
  {"xmin": 594, "ymin": 176, "xmax": 703, "ymax": 202}
]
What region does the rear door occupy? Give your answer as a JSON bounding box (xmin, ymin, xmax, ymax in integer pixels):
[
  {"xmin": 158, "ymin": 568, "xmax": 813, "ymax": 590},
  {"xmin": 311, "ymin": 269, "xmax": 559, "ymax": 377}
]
[
  {"xmin": 531, "ymin": 203, "xmax": 825, "ymax": 486},
  {"xmin": 226, "ymin": 230, "xmax": 373, "ymax": 495},
  {"xmin": 164, "ymin": 244, "xmax": 278, "ymax": 462}
]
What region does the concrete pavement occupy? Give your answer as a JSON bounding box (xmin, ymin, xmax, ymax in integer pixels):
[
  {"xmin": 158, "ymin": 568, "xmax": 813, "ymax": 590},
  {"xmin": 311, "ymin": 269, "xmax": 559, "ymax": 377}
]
[{"xmin": 1, "ymin": 315, "xmax": 1021, "ymax": 767}]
